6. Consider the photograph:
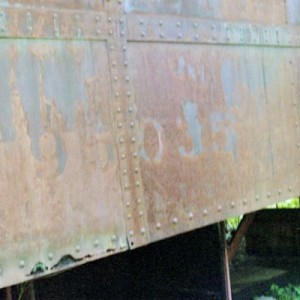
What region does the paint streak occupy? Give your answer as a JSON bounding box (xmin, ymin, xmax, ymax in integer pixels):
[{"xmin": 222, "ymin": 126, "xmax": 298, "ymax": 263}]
[{"xmin": 179, "ymin": 101, "xmax": 203, "ymax": 157}]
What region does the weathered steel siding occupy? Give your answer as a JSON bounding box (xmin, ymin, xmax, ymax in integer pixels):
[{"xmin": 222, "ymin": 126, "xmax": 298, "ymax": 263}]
[{"xmin": 0, "ymin": 0, "xmax": 300, "ymax": 289}]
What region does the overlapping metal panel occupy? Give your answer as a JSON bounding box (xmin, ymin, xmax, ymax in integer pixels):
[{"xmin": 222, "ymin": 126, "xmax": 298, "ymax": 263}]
[{"xmin": 0, "ymin": 0, "xmax": 300, "ymax": 288}]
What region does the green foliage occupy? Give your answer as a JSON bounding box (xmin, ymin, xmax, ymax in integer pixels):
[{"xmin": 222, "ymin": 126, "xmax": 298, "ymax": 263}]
[
  {"xmin": 226, "ymin": 216, "xmax": 242, "ymax": 231},
  {"xmin": 268, "ymin": 198, "xmax": 300, "ymax": 209},
  {"xmin": 269, "ymin": 284, "xmax": 300, "ymax": 300}
]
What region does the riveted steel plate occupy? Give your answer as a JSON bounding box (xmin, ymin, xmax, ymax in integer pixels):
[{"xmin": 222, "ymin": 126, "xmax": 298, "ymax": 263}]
[
  {"xmin": 2, "ymin": 0, "xmax": 300, "ymax": 291},
  {"xmin": 0, "ymin": 39, "xmax": 127, "ymax": 288},
  {"xmin": 128, "ymin": 43, "xmax": 300, "ymax": 243}
]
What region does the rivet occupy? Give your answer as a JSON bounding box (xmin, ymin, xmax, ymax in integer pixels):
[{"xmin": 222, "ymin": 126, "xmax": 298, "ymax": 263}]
[
  {"xmin": 255, "ymin": 195, "xmax": 259, "ymax": 201},
  {"xmin": 119, "ymin": 138, "xmax": 124, "ymax": 144},
  {"xmin": 131, "ymin": 137, "xmax": 136, "ymax": 143},
  {"xmin": 177, "ymin": 32, "xmax": 182, "ymax": 39},
  {"xmin": 114, "ymin": 76, "xmax": 118, "ymax": 81},
  {"xmin": 203, "ymin": 209, "xmax": 208, "ymax": 216},
  {"xmin": 126, "ymin": 201, "xmax": 130, "ymax": 207},
  {"xmin": 123, "ymin": 169, "xmax": 127, "ymax": 175},
  {"xmin": 94, "ymin": 240, "xmax": 99, "ymax": 247},
  {"xmin": 126, "ymin": 91, "xmax": 131, "ymax": 97},
  {"xmin": 124, "ymin": 184, "xmax": 129, "ymax": 189},
  {"xmin": 53, "ymin": 13, "xmax": 58, "ymax": 19},
  {"xmin": 75, "ymin": 14, "xmax": 80, "ymax": 20},
  {"xmin": 124, "ymin": 60, "xmax": 128, "ymax": 67},
  {"xmin": 243, "ymin": 198, "xmax": 247, "ymax": 205},
  {"xmin": 121, "ymin": 153, "xmax": 126, "ymax": 159},
  {"xmin": 110, "ymin": 45, "xmax": 115, "ymax": 51},
  {"xmin": 137, "ymin": 198, "xmax": 142, "ymax": 204},
  {"xmin": 136, "ymin": 181, "xmax": 140, "ymax": 187},
  {"xmin": 297, "ymin": 143, "xmax": 300, "ymax": 148},
  {"xmin": 125, "ymin": 76, "xmax": 130, "ymax": 82},
  {"xmin": 111, "ymin": 235, "xmax": 117, "ymax": 242},
  {"xmin": 116, "ymin": 107, "xmax": 121, "ymax": 113},
  {"xmin": 140, "ymin": 227, "xmax": 146, "ymax": 235},
  {"xmin": 76, "ymin": 28, "xmax": 82, "ymax": 37},
  {"xmin": 159, "ymin": 20, "xmax": 163, "ymax": 26},
  {"xmin": 133, "ymin": 152, "xmax": 138, "ymax": 158},
  {"xmin": 121, "ymin": 30, "xmax": 125, "ymax": 37},
  {"xmin": 115, "ymin": 92, "xmax": 119, "ymax": 98},
  {"xmin": 230, "ymin": 201, "xmax": 235, "ymax": 208},
  {"xmin": 217, "ymin": 205, "xmax": 222, "ymax": 211},
  {"xmin": 176, "ymin": 21, "xmax": 181, "ymax": 27},
  {"xmin": 139, "ymin": 19, "xmax": 144, "ymax": 25},
  {"xmin": 75, "ymin": 245, "xmax": 81, "ymax": 252},
  {"xmin": 109, "ymin": 29, "xmax": 113, "ymax": 35},
  {"xmin": 112, "ymin": 61, "xmax": 116, "ymax": 67},
  {"xmin": 119, "ymin": 18, "xmax": 124, "ymax": 24},
  {"xmin": 134, "ymin": 168, "xmax": 139, "ymax": 173},
  {"xmin": 122, "ymin": 45, "xmax": 127, "ymax": 51},
  {"xmin": 194, "ymin": 34, "xmax": 199, "ymax": 40},
  {"xmin": 48, "ymin": 252, "xmax": 54, "ymax": 261},
  {"xmin": 19, "ymin": 260, "xmax": 25, "ymax": 269},
  {"xmin": 139, "ymin": 211, "xmax": 143, "ymax": 217},
  {"xmin": 128, "ymin": 106, "xmax": 133, "ymax": 112},
  {"xmin": 160, "ymin": 32, "xmax": 164, "ymax": 38},
  {"xmin": 278, "ymin": 189, "xmax": 282, "ymax": 195},
  {"xmin": 120, "ymin": 244, "xmax": 126, "ymax": 250},
  {"xmin": 108, "ymin": 17, "xmax": 112, "ymax": 23},
  {"xmin": 95, "ymin": 15, "xmax": 101, "ymax": 22},
  {"xmin": 140, "ymin": 31, "xmax": 145, "ymax": 37},
  {"xmin": 129, "ymin": 230, "xmax": 134, "ymax": 237},
  {"xmin": 193, "ymin": 22, "xmax": 198, "ymax": 28},
  {"xmin": 118, "ymin": 122, "xmax": 122, "ymax": 128},
  {"xmin": 127, "ymin": 214, "xmax": 132, "ymax": 220},
  {"xmin": 267, "ymin": 192, "xmax": 271, "ymax": 198},
  {"xmin": 130, "ymin": 121, "xmax": 135, "ymax": 128},
  {"xmin": 289, "ymin": 186, "xmax": 292, "ymax": 192},
  {"xmin": 188, "ymin": 212, "xmax": 194, "ymax": 220},
  {"xmin": 172, "ymin": 217, "xmax": 178, "ymax": 225},
  {"xmin": 156, "ymin": 222, "xmax": 161, "ymax": 229}
]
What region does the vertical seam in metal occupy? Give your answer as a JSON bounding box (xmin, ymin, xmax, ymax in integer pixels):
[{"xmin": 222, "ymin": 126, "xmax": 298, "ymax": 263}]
[{"xmin": 105, "ymin": 0, "xmax": 149, "ymax": 249}]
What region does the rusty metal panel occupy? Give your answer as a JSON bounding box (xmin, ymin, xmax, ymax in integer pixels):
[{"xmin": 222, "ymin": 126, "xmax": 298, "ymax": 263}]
[
  {"xmin": 0, "ymin": 0, "xmax": 104, "ymax": 10},
  {"xmin": 1, "ymin": 0, "xmax": 300, "ymax": 290},
  {"xmin": 125, "ymin": 0, "xmax": 286, "ymax": 24},
  {"xmin": 0, "ymin": 39, "xmax": 128, "ymax": 287},
  {"xmin": 0, "ymin": 7, "xmax": 108, "ymax": 40},
  {"xmin": 128, "ymin": 42, "xmax": 300, "ymax": 243}
]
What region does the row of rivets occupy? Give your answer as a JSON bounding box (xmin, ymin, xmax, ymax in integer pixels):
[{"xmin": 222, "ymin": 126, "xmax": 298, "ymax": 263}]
[
  {"xmin": 11, "ymin": 235, "xmax": 124, "ymax": 271},
  {"xmin": 135, "ymin": 17, "xmax": 297, "ymax": 46},
  {"xmin": 0, "ymin": 9, "xmax": 107, "ymax": 39},
  {"xmin": 153, "ymin": 185, "xmax": 295, "ymax": 231},
  {"xmin": 106, "ymin": 0, "xmax": 148, "ymax": 245}
]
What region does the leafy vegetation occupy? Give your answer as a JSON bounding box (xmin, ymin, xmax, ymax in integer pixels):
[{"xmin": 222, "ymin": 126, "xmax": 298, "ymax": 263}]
[{"xmin": 254, "ymin": 284, "xmax": 300, "ymax": 300}]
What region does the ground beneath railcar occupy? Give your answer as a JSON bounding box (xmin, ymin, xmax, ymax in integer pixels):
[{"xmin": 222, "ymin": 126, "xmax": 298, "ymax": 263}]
[{"xmin": 231, "ymin": 255, "xmax": 300, "ymax": 299}]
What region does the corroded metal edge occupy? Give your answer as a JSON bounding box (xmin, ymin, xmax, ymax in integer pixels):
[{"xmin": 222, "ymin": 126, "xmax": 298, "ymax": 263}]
[
  {"xmin": 0, "ymin": 7, "xmax": 108, "ymax": 40},
  {"xmin": 127, "ymin": 14, "xmax": 300, "ymax": 47}
]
